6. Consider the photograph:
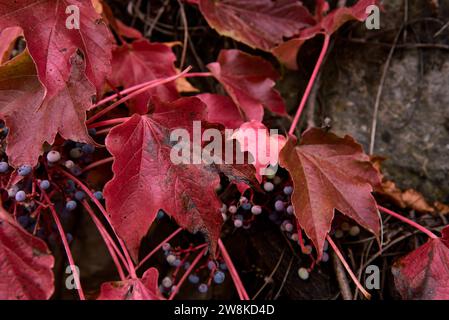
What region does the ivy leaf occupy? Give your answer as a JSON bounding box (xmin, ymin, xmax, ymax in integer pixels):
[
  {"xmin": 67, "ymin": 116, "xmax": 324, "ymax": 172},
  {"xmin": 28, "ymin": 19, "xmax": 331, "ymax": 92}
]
[
  {"xmin": 109, "ymin": 39, "xmax": 179, "ymax": 114},
  {"xmin": 0, "ymin": 27, "xmax": 22, "ymax": 64},
  {"xmin": 198, "ymin": 0, "xmax": 315, "ymax": 51},
  {"xmin": 196, "ymin": 93, "xmax": 244, "ymax": 129},
  {"xmin": 273, "ymin": 0, "xmax": 377, "ymax": 69},
  {"xmin": 232, "ymin": 121, "xmax": 286, "ymax": 182},
  {"xmin": 0, "ymin": 0, "xmax": 112, "ymax": 97},
  {"xmin": 103, "ymin": 97, "xmax": 223, "ymax": 261},
  {"xmin": 392, "ymin": 226, "xmax": 449, "ymax": 300},
  {"xmin": 279, "ymin": 128, "xmax": 381, "ymax": 258},
  {"xmin": 0, "ymin": 205, "xmax": 54, "ymax": 300},
  {"xmin": 0, "ymin": 50, "xmax": 95, "ymax": 167},
  {"xmin": 97, "ymin": 268, "xmax": 162, "ymax": 300},
  {"xmin": 207, "ymin": 49, "xmax": 286, "ymax": 122}
]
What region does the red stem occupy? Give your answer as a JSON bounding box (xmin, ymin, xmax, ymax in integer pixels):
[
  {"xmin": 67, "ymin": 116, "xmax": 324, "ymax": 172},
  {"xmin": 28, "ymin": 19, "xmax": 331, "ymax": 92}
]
[
  {"xmin": 136, "ymin": 227, "xmax": 183, "ymax": 271},
  {"xmin": 81, "ymin": 157, "xmax": 113, "ymax": 173},
  {"xmin": 42, "ymin": 192, "xmax": 85, "ymax": 300},
  {"xmin": 88, "ymin": 117, "xmax": 130, "ymax": 129},
  {"xmin": 327, "ymin": 235, "xmax": 371, "ymax": 300},
  {"xmin": 87, "ymin": 66, "xmax": 192, "ymax": 124},
  {"xmin": 168, "ymin": 247, "xmax": 207, "ymax": 300},
  {"xmin": 218, "ymin": 239, "xmax": 250, "ymax": 300},
  {"xmin": 378, "ymin": 205, "xmax": 438, "ymax": 239},
  {"xmin": 81, "ymin": 200, "xmax": 127, "ymax": 280},
  {"xmin": 184, "ymin": 72, "xmax": 213, "ymax": 78},
  {"xmin": 58, "ymin": 169, "xmax": 138, "ymax": 278},
  {"xmin": 288, "ymin": 34, "xmax": 330, "ymax": 135}
]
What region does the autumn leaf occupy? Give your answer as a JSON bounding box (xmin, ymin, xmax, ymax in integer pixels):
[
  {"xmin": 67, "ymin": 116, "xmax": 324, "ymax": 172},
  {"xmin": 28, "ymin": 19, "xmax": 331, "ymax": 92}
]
[
  {"xmin": 272, "ymin": 0, "xmax": 378, "ymax": 69},
  {"xmin": 0, "ymin": 50, "xmax": 95, "ymax": 167},
  {"xmin": 97, "ymin": 268, "xmax": 162, "ymax": 300},
  {"xmin": 207, "ymin": 50, "xmax": 286, "ymax": 122},
  {"xmin": 279, "ymin": 129, "xmax": 381, "ymax": 258},
  {"xmin": 0, "ymin": 0, "xmax": 112, "ymax": 97},
  {"xmin": 0, "ymin": 27, "xmax": 22, "ymax": 64},
  {"xmin": 0, "ymin": 205, "xmax": 54, "ymax": 300},
  {"xmin": 109, "ymin": 39, "xmax": 179, "ymax": 114},
  {"xmin": 232, "ymin": 121, "xmax": 286, "ymax": 182},
  {"xmin": 196, "ymin": 93, "xmax": 243, "ymax": 129},
  {"xmin": 392, "ymin": 226, "xmax": 449, "ymax": 300},
  {"xmin": 198, "ymin": 0, "xmax": 315, "ymax": 51},
  {"xmin": 103, "ymin": 97, "xmax": 223, "ymax": 260}
]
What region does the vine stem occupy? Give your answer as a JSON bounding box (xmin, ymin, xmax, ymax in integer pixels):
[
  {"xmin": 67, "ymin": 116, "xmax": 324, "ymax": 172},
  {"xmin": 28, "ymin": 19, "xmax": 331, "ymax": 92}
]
[
  {"xmin": 42, "ymin": 192, "xmax": 85, "ymax": 300},
  {"xmin": 378, "ymin": 205, "xmax": 438, "ymax": 239},
  {"xmin": 168, "ymin": 246, "xmax": 208, "ymax": 300},
  {"xmin": 288, "ymin": 34, "xmax": 330, "ymax": 136},
  {"xmin": 326, "ymin": 235, "xmax": 371, "ymax": 300},
  {"xmin": 136, "ymin": 227, "xmax": 183, "ymax": 271},
  {"xmin": 81, "ymin": 157, "xmax": 114, "ymax": 173},
  {"xmin": 218, "ymin": 239, "xmax": 250, "ymax": 300},
  {"xmin": 57, "ymin": 169, "xmax": 138, "ymax": 279},
  {"xmin": 81, "ymin": 200, "xmax": 128, "ymax": 280},
  {"xmin": 87, "ymin": 66, "xmax": 192, "ymax": 124},
  {"xmin": 88, "ymin": 117, "xmax": 130, "ymax": 129},
  {"xmin": 183, "ymin": 72, "xmax": 213, "ymax": 78}
]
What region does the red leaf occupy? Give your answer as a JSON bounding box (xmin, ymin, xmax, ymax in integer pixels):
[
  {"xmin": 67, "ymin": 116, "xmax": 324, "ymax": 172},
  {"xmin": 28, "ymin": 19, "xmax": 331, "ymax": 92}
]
[
  {"xmin": 0, "ymin": 206, "xmax": 54, "ymax": 300},
  {"xmin": 273, "ymin": 0, "xmax": 377, "ymax": 69},
  {"xmin": 0, "ymin": 0, "xmax": 112, "ymax": 97},
  {"xmin": 109, "ymin": 39, "xmax": 179, "ymax": 114},
  {"xmin": 207, "ymin": 50, "xmax": 286, "ymax": 122},
  {"xmin": 232, "ymin": 121, "xmax": 286, "ymax": 182},
  {"xmin": 0, "ymin": 51, "xmax": 95, "ymax": 167},
  {"xmin": 198, "ymin": 0, "xmax": 315, "ymax": 51},
  {"xmin": 279, "ymin": 129, "xmax": 381, "ymax": 258},
  {"xmin": 104, "ymin": 97, "xmax": 223, "ymax": 260},
  {"xmin": 196, "ymin": 93, "xmax": 243, "ymax": 129},
  {"xmin": 392, "ymin": 227, "xmax": 449, "ymax": 300},
  {"xmin": 97, "ymin": 268, "xmax": 162, "ymax": 300},
  {"xmin": 0, "ymin": 27, "xmax": 22, "ymax": 64}
]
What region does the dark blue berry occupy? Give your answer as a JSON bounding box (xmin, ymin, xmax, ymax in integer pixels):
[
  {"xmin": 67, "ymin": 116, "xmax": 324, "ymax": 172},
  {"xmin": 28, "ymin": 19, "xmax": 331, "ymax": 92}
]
[
  {"xmin": 17, "ymin": 215, "xmax": 30, "ymax": 227},
  {"xmin": 15, "ymin": 190, "xmax": 26, "ymax": 202},
  {"xmin": 66, "ymin": 200, "xmax": 77, "ymax": 211},
  {"xmin": 0, "ymin": 161, "xmax": 9, "ymax": 173},
  {"xmin": 81, "ymin": 144, "xmax": 95, "ymax": 154},
  {"xmin": 213, "ymin": 271, "xmax": 225, "ymax": 284},
  {"xmin": 40, "ymin": 180, "xmax": 51, "ymax": 190},
  {"xmin": 198, "ymin": 283, "xmax": 208, "ymax": 293},
  {"xmin": 93, "ymin": 191, "xmax": 103, "ymax": 200},
  {"xmin": 188, "ymin": 274, "xmax": 200, "ymax": 284},
  {"xmin": 74, "ymin": 190, "xmax": 85, "ymax": 201},
  {"xmin": 66, "ymin": 233, "xmax": 73, "ymax": 243},
  {"xmin": 18, "ymin": 165, "xmax": 32, "ymax": 176}
]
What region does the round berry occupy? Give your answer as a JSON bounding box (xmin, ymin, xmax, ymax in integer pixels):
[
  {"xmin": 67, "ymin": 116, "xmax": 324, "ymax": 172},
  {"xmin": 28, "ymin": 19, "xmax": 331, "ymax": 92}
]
[
  {"xmin": 173, "ymin": 259, "xmax": 182, "ymax": 267},
  {"xmin": 239, "ymin": 196, "xmax": 248, "ymax": 204},
  {"xmin": 65, "ymin": 160, "xmax": 75, "ymax": 169},
  {"xmin": 70, "ymin": 166, "xmax": 82, "ymax": 176},
  {"xmin": 162, "ymin": 243, "xmax": 171, "ymax": 252},
  {"xmin": 93, "ymin": 191, "xmax": 103, "ymax": 200},
  {"xmin": 283, "ymin": 186, "xmax": 293, "ymax": 195},
  {"xmin": 188, "ymin": 274, "xmax": 200, "ymax": 284},
  {"xmin": 8, "ymin": 185, "xmax": 19, "ymax": 198},
  {"xmin": 74, "ymin": 190, "xmax": 85, "ymax": 201},
  {"xmin": 334, "ymin": 229, "xmax": 344, "ymax": 239},
  {"xmin": 220, "ymin": 204, "xmax": 227, "ymax": 214},
  {"xmin": 286, "ymin": 205, "xmax": 294, "ymax": 215},
  {"xmin": 298, "ymin": 267, "xmax": 310, "ymax": 280},
  {"xmin": 88, "ymin": 128, "xmax": 97, "ymax": 136},
  {"xmin": 207, "ymin": 261, "xmax": 216, "ymax": 270},
  {"xmin": 15, "ymin": 190, "xmax": 26, "ymax": 202},
  {"xmin": 213, "ymin": 271, "xmax": 225, "ymax": 284},
  {"xmin": 234, "ymin": 219, "xmax": 243, "ymax": 228},
  {"xmin": 66, "ymin": 200, "xmax": 77, "ymax": 211},
  {"xmin": 17, "ymin": 215, "xmax": 30, "ymax": 227},
  {"xmin": 162, "ymin": 277, "xmax": 173, "ymax": 288},
  {"xmin": 183, "ymin": 262, "xmax": 191, "ymax": 270},
  {"xmin": 198, "ymin": 283, "xmax": 208, "ymax": 293},
  {"xmin": 341, "ymin": 222, "xmax": 351, "ymax": 232},
  {"xmin": 81, "ymin": 144, "xmax": 95, "ymax": 154},
  {"xmin": 46, "ymin": 150, "xmax": 61, "ymax": 163},
  {"xmin": 241, "ymin": 202, "xmax": 252, "ymax": 210},
  {"xmin": 66, "ymin": 233, "xmax": 73, "ymax": 243},
  {"xmin": 18, "ymin": 165, "xmax": 32, "ymax": 176},
  {"xmin": 40, "ymin": 180, "xmax": 51, "ymax": 190},
  {"xmin": 273, "ymin": 176, "xmax": 282, "ymax": 185},
  {"xmin": 251, "ymin": 205, "xmax": 262, "ymax": 215},
  {"xmin": 70, "ymin": 148, "xmax": 83, "ymax": 159},
  {"xmin": 274, "ymin": 200, "xmax": 285, "ymax": 211},
  {"xmin": 290, "ymin": 233, "xmax": 299, "ymax": 241},
  {"xmin": 228, "ymin": 205, "xmax": 237, "ymax": 214},
  {"xmin": 321, "ymin": 252, "xmax": 330, "ymax": 263},
  {"xmin": 283, "ymin": 221, "xmax": 294, "ymax": 232},
  {"xmin": 219, "ymin": 263, "xmax": 228, "ymax": 271},
  {"xmin": 0, "ymin": 161, "xmax": 9, "ymax": 173},
  {"xmin": 349, "ymin": 225, "xmax": 360, "ymax": 237},
  {"xmin": 166, "ymin": 254, "xmax": 176, "ymax": 265},
  {"xmin": 263, "ymin": 182, "xmax": 274, "ymax": 192}
]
